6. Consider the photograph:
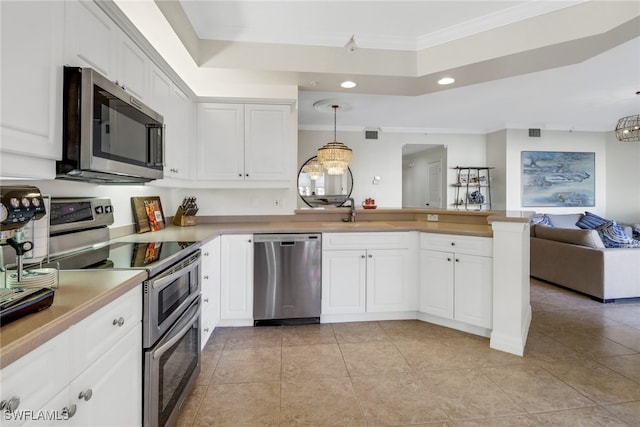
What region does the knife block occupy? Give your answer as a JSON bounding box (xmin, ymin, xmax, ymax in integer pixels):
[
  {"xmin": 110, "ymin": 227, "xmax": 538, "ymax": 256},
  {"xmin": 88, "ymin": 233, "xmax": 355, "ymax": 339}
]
[{"xmin": 172, "ymin": 207, "xmax": 196, "ymax": 227}]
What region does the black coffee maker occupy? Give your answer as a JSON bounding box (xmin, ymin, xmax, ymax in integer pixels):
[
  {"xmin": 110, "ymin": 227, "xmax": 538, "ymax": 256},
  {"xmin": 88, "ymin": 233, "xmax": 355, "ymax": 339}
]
[{"xmin": 0, "ymin": 185, "xmax": 53, "ymax": 324}]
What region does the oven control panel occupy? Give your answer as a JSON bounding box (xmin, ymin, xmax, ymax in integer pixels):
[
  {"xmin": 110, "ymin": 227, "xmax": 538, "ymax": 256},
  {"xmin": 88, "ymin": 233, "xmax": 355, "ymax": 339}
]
[{"xmin": 49, "ymin": 197, "xmax": 114, "ymax": 234}]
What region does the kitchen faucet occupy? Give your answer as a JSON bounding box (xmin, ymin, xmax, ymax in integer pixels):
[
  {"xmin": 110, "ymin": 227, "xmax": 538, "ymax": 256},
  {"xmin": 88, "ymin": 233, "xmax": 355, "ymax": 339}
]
[{"xmin": 342, "ymin": 198, "xmax": 356, "ymax": 222}]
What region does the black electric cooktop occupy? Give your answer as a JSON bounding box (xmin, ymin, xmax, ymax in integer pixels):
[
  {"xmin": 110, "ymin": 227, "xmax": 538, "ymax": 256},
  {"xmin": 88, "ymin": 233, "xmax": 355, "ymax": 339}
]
[{"xmin": 45, "ymin": 241, "xmax": 200, "ymax": 276}]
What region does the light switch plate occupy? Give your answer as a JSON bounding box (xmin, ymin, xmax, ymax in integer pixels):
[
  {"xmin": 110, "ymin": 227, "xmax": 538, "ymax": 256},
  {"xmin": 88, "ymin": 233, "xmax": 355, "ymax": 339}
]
[{"xmin": 427, "ymin": 214, "xmax": 438, "ymax": 221}]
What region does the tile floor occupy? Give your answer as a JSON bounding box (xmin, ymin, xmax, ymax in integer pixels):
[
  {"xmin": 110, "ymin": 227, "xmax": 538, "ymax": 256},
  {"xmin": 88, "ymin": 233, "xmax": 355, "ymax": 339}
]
[{"xmin": 176, "ymin": 279, "xmax": 640, "ymax": 426}]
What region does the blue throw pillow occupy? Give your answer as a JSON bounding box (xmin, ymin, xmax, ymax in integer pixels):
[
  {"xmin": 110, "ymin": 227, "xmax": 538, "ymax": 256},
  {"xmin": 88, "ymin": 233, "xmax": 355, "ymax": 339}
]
[
  {"xmin": 577, "ymin": 211, "xmax": 609, "ymax": 229},
  {"xmin": 596, "ymin": 221, "xmax": 640, "ymax": 248},
  {"xmin": 530, "ymin": 214, "xmax": 552, "ymax": 226}
]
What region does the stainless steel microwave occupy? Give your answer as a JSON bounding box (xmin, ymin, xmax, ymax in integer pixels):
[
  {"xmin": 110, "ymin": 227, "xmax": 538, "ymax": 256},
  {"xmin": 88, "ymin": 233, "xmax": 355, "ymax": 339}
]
[{"xmin": 57, "ymin": 66, "xmax": 164, "ymax": 184}]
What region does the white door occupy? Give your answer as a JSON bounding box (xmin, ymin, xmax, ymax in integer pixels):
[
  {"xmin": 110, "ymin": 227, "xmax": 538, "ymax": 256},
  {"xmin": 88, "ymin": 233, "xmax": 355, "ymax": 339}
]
[
  {"xmin": 366, "ymin": 249, "xmax": 409, "ymax": 312},
  {"xmin": 419, "ymin": 249, "xmax": 454, "ymax": 319},
  {"xmin": 244, "ymin": 104, "xmax": 291, "ymax": 181},
  {"xmin": 220, "ymin": 235, "xmax": 253, "ymax": 322},
  {"xmin": 425, "ymin": 161, "xmax": 442, "ymax": 208},
  {"xmin": 197, "ymin": 103, "xmax": 245, "ymax": 181},
  {"xmin": 454, "ymin": 254, "xmax": 493, "ymax": 328},
  {"xmin": 321, "ymin": 250, "xmax": 366, "ymax": 315}
]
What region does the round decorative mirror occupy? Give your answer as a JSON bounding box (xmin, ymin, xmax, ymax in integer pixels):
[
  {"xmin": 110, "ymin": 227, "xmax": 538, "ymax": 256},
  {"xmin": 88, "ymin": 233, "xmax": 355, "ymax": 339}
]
[{"xmin": 298, "ymin": 156, "xmax": 353, "ymax": 207}]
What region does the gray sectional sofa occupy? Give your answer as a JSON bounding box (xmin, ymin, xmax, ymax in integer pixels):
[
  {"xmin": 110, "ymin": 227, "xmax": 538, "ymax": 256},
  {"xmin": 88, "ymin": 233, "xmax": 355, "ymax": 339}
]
[{"xmin": 530, "ymin": 213, "xmax": 640, "ymax": 302}]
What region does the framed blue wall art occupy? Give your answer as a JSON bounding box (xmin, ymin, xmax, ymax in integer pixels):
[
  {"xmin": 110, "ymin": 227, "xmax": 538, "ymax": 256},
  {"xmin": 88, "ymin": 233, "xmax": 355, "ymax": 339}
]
[{"xmin": 521, "ymin": 151, "xmax": 595, "ymax": 207}]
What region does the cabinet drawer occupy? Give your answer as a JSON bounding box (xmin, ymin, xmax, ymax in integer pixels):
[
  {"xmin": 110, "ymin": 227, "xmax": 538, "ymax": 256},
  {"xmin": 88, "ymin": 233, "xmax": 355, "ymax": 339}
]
[
  {"xmin": 421, "ymin": 233, "xmax": 492, "ymax": 256},
  {"xmin": 71, "ymin": 286, "xmax": 142, "ymax": 378},
  {"xmin": 323, "ymin": 232, "xmax": 411, "ymax": 250},
  {"xmin": 0, "ymin": 330, "xmax": 70, "ymax": 426}
]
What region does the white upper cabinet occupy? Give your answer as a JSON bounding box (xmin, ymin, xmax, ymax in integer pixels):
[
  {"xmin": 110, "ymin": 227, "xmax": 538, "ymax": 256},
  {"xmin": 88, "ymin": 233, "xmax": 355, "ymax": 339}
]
[
  {"xmin": 64, "ymin": 0, "xmax": 148, "ymax": 101},
  {"xmin": 197, "ymin": 103, "xmax": 293, "ymax": 187},
  {"xmin": 63, "ymin": 0, "xmax": 116, "ymax": 77},
  {"xmin": 0, "ymin": 0, "xmax": 64, "ymax": 175}
]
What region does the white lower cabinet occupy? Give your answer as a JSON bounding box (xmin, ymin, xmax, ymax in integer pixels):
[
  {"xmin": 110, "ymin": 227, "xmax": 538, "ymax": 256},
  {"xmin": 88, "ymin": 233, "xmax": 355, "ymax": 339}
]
[
  {"xmin": 420, "ymin": 233, "xmax": 493, "ymax": 329},
  {"xmin": 321, "ymin": 232, "xmax": 417, "ymax": 318},
  {"xmin": 0, "ymin": 286, "xmax": 142, "ymax": 427},
  {"xmin": 201, "ymin": 237, "xmax": 221, "ymax": 347},
  {"xmin": 220, "ymin": 234, "xmax": 253, "ymax": 325}
]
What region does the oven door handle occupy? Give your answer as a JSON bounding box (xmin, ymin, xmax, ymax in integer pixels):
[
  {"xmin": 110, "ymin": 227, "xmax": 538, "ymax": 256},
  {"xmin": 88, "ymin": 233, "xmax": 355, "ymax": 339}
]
[
  {"xmin": 152, "ymin": 298, "xmax": 200, "ymax": 360},
  {"xmin": 150, "ymin": 253, "xmax": 200, "ymax": 291}
]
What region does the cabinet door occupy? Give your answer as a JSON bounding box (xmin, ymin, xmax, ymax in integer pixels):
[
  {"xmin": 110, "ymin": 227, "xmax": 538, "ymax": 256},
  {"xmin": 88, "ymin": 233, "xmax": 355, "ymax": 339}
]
[
  {"xmin": 115, "ymin": 32, "xmax": 148, "ymax": 101},
  {"xmin": 1, "ymin": 0, "xmax": 63, "ymax": 162},
  {"xmin": 419, "ymin": 250, "xmax": 454, "ymax": 319},
  {"xmin": 0, "ymin": 331, "xmax": 70, "ymax": 427},
  {"xmin": 244, "ymin": 104, "xmax": 291, "ymax": 181},
  {"xmin": 201, "ymin": 237, "xmax": 221, "ymax": 347},
  {"xmin": 165, "ymin": 85, "xmax": 195, "ymax": 180},
  {"xmin": 220, "ymin": 234, "xmax": 253, "ymax": 321},
  {"xmin": 454, "ymin": 254, "xmax": 493, "ymax": 328},
  {"xmin": 69, "ymin": 323, "xmax": 142, "ymax": 427},
  {"xmin": 366, "ymin": 249, "xmax": 410, "ymax": 312},
  {"xmin": 63, "ymin": 0, "xmax": 115, "ymax": 77},
  {"xmin": 197, "ymin": 103, "xmax": 245, "ymax": 181},
  {"xmin": 322, "ymin": 250, "xmax": 366, "ymax": 315}
]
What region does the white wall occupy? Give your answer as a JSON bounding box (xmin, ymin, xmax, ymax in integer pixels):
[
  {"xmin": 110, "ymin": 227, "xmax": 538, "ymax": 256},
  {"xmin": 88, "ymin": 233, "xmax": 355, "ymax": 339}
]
[
  {"xmin": 503, "ymin": 129, "xmax": 607, "ymax": 214},
  {"xmin": 605, "ymin": 132, "xmax": 640, "ymax": 223}
]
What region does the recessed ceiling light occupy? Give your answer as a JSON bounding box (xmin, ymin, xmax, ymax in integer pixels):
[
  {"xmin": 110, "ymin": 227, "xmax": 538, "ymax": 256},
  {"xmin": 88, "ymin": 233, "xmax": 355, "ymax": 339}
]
[
  {"xmin": 341, "ymin": 81, "xmax": 356, "ymax": 89},
  {"xmin": 438, "ymin": 77, "xmax": 455, "ymax": 85}
]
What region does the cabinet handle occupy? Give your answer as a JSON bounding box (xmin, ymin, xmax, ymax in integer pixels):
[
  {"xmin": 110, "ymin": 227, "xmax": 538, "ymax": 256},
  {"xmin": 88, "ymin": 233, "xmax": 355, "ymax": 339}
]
[
  {"xmin": 113, "ymin": 317, "xmax": 125, "ymax": 327},
  {"xmin": 62, "ymin": 404, "xmax": 77, "ymax": 419},
  {"xmin": 204, "ymin": 298, "xmax": 209, "ymax": 303},
  {"xmin": 368, "ymin": 254, "xmax": 373, "ymax": 258},
  {"xmin": 238, "ymin": 173, "xmax": 242, "ymax": 177},
  {"xmin": 248, "ymin": 239, "xmax": 252, "ymax": 243},
  {"xmin": 204, "ymin": 252, "xmax": 209, "ymax": 256},
  {"xmin": 450, "ymin": 242, "xmax": 455, "ymax": 246},
  {"xmin": 447, "ymin": 257, "xmax": 451, "ymax": 262},
  {"xmin": 0, "ymin": 396, "xmax": 20, "ymax": 413},
  {"xmin": 204, "ymin": 328, "xmax": 210, "ymax": 333},
  {"xmin": 78, "ymin": 389, "xmax": 93, "ymax": 401},
  {"xmin": 203, "ymin": 275, "xmax": 209, "ymax": 280},
  {"xmin": 361, "ymin": 255, "xmax": 365, "ymax": 258},
  {"xmin": 245, "ymin": 174, "xmax": 249, "ymax": 177},
  {"xmin": 455, "ymin": 258, "xmax": 460, "ymax": 262}
]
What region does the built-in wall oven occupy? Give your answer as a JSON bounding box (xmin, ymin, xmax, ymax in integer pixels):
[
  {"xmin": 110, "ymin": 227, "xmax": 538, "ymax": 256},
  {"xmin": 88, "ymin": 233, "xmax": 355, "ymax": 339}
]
[{"xmin": 44, "ymin": 197, "xmax": 202, "ymax": 427}]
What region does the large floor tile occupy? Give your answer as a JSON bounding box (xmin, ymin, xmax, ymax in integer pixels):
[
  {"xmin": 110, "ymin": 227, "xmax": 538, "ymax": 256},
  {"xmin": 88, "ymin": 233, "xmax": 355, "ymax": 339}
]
[
  {"xmin": 453, "ymin": 414, "xmax": 540, "ymax": 427},
  {"xmin": 280, "ymin": 377, "xmax": 365, "ymax": 426},
  {"xmin": 528, "ymin": 406, "xmax": 629, "ymax": 426},
  {"xmin": 332, "ymin": 321, "xmax": 388, "ymax": 343},
  {"xmin": 482, "ymin": 364, "xmax": 596, "ymax": 413},
  {"xmin": 281, "ymin": 343, "xmax": 347, "ymax": 379},
  {"xmin": 596, "ymin": 325, "xmax": 640, "ymax": 352},
  {"xmin": 175, "ymin": 385, "xmax": 207, "ymax": 427},
  {"xmin": 541, "ymin": 328, "xmax": 637, "ymax": 358},
  {"xmin": 420, "ymin": 369, "xmax": 526, "ymax": 420},
  {"xmin": 281, "ymin": 323, "xmax": 337, "ymax": 346},
  {"xmin": 539, "ymin": 358, "xmax": 640, "ymax": 405},
  {"xmin": 351, "ymin": 373, "xmax": 449, "ymax": 425},
  {"xmin": 224, "ymin": 326, "xmax": 282, "ymax": 349},
  {"xmin": 339, "ymin": 341, "xmax": 412, "ymax": 376},
  {"xmin": 213, "ymin": 346, "xmax": 281, "ymax": 384},
  {"xmin": 603, "ymin": 401, "xmax": 640, "ymax": 425},
  {"xmin": 597, "ymin": 354, "xmax": 640, "ymax": 383},
  {"xmin": 192, "ymin": 381, "xmax": 280, "ymax": 427}
]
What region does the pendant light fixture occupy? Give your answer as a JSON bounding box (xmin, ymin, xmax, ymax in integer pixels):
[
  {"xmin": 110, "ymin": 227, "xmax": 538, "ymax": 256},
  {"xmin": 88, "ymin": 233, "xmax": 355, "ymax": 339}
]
[
  {"xmin": 317, "ymin": 105, "xmax": 353, "ymax": 175},
  {"xmin": 615, "ymin": 114, "xmax": 640, "ymax": 142},
  {"xmin": 302, "ymin": 157, "xmax": 324, "ymax": 180}
]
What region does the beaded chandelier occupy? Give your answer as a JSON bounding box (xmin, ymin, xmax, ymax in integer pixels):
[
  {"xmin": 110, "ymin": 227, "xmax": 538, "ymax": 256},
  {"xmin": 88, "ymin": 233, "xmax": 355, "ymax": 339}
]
[
  {"xmin": 615, "ymin": 114, "xmax": 640, "ymax": 142},
  {"xmin": 317, "ymin": 105, "xmax": 352, "ymax": 175}
]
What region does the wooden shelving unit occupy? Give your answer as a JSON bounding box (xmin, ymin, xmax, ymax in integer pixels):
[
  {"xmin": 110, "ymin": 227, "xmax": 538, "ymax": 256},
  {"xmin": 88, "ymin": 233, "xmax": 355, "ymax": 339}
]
[{"xmin": 452, "ymin": 167, "xmax": 493, "ymax": 210}]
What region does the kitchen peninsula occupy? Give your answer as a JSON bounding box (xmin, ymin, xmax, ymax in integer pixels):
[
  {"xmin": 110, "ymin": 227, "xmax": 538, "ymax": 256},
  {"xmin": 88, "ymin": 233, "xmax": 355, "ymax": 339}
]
[{"xmin": 112, "ymin": 208, "xmax": 532, "ymax": 357}]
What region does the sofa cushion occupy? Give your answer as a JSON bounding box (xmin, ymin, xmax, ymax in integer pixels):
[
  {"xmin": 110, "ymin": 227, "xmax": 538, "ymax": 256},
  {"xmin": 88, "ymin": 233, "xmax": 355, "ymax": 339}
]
[
  {"xmin": 576, "ymin": 211, "xmax": 609, "ymax": 229},
  {"xmin": 534, "ymin": 224, "xmax": 605, "ymax": 249},
  {"xmin": 546, "ymin": 213, "xmax": 583, "ymax": 229},
  {"xmin": 530, "ymin": 213, "xmax": 552, "ymax": 226},
  {"xmin": 596, "ymin": 221, "xmax": 640, "ymax": 248}
]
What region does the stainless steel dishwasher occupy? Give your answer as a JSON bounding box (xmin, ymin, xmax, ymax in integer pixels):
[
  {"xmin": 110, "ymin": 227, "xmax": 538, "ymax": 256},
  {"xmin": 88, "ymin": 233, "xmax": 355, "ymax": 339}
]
[{"xmin": 253, "ymin": 233, "xmax": 321, "ymax": 326}]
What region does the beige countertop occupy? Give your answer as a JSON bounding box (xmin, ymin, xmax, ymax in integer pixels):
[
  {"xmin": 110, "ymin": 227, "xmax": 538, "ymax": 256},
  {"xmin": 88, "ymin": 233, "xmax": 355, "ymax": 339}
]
[{"xmin": 0, "ymin": 270, "xmax": 146, "ymax": 369}]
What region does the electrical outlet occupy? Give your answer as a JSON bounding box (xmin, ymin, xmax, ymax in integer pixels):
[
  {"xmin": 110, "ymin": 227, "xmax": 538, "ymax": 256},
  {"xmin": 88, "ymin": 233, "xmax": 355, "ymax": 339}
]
[{"xmin": 427, "ymin": 214, "xmax": 438, "ymax": 221}]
